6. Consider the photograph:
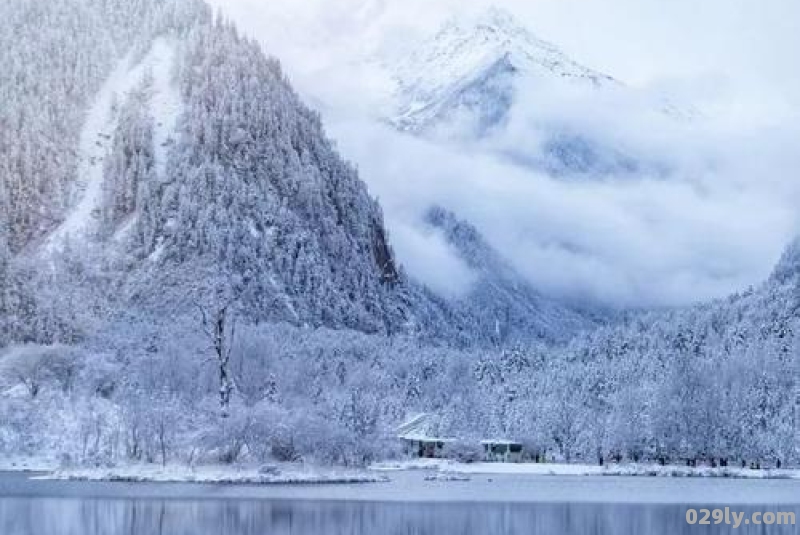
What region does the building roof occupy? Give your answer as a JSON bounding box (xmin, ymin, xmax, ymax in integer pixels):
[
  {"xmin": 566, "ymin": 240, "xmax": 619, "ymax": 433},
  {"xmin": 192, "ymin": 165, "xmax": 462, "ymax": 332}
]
[
  {"xmin": 481, "ymin": 439, "xmax": 523, "ymax": 446},
  {"xmin": 401, "ymin": 436, "xmax": 459, "ymax": 443},
  {"xmin": 396, "ymin": 413, "xmax": 457, "ymax": 442}
]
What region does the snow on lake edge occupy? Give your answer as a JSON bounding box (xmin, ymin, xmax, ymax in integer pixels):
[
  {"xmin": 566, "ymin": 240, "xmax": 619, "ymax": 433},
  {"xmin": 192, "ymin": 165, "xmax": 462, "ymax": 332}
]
[
  {"xmin": 37, "ymin": 463, "xmax": 386, "ymax": 485},
  {"xmin": 370, "ymin": 459, "xmax": 800, "ymax": 479}
]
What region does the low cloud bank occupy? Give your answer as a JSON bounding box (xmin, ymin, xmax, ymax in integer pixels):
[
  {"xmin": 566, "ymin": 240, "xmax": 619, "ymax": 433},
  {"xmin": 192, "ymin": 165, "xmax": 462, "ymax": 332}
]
[{"xmin": 330, "ymin": 93, "xmax": 800, "ymax": 308}]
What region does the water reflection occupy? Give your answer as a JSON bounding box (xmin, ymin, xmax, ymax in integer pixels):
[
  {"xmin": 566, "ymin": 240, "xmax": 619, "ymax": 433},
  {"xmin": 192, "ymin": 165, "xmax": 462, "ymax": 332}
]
[{"xmin": 2, "ymin": 499, "xmax": 798, "ymax": 535}]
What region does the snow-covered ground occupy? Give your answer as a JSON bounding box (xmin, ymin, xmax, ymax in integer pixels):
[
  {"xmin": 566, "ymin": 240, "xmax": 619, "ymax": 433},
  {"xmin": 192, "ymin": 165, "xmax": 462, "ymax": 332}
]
[
  {"xmin": 40, "ymin": 463, "xmax": 386, "ymax": 485},
  {"xmin": 148, "ymin": 40, "xmax": 181, "ymax": 182},
  {"xmin": 44, "ymin": 38, "xmax": 180, "ymax": 254},
  {"xmin": 0, "ymin": 456, "xmax": 61, "ymax": 473},
  {"xmin": 6, "ymin": 457, "xmax": 797, "ymax": 483},
  {"xmin": 371, "ymin": 459, "xmax": 800, "ymax": 479}
]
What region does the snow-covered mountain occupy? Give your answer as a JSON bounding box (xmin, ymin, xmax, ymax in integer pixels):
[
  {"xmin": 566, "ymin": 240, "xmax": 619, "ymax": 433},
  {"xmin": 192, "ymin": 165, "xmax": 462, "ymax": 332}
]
[
  {"xmin": 385, "ymin": 7, "xmax": 687, "ymax": 178},
  {"xmin": 390, "ymin": 7, "xmax": 616, "ymax": 135}
]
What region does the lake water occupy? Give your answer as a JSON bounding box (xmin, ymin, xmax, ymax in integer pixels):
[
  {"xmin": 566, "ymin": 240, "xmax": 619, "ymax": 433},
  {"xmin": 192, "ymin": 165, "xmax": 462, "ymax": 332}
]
[{"xmin": 2, "ymin": 471, "xmax": 799, "ymax": 534}]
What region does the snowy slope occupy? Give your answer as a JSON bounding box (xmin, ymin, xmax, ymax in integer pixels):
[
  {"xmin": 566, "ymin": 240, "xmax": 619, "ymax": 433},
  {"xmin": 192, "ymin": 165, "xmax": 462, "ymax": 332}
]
[
  {"xmin": 424, "ymin": 207, "xmax": 597, "ymax": 343},
  {"xmin": 148, "ymin": 40, "xmax": 182, "ymax": 184},
  {"xmin": 389, "ymin": 7, "xmax": 617, "ymax": 134},
  {"xmin": 44, "ymin": 38, "xmax": 180, "ymax": 254}
]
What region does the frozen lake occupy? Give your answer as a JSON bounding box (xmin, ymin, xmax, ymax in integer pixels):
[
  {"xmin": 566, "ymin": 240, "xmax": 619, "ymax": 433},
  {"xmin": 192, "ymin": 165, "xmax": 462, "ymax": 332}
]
[{"xmin": 2, "ymin": 471, "xmax": 799, "ymax": 534}]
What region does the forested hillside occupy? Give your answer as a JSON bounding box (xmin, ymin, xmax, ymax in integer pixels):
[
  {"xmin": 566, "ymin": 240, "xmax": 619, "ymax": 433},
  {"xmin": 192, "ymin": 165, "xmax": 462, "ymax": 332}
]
[
  {"xmin": 0, "ymin": 0, "xmax": 209, "ymax": 346},
  {"xmin": 104, "ymin": 18, "xmax": 409, "ymax": 334},
  {"xmin": 0, "ymin": 0, "xmax": 206, "ymax": 253},
  {"xmin": 1, "ymin": 248, "xmax": 795, "ymax": 466}
]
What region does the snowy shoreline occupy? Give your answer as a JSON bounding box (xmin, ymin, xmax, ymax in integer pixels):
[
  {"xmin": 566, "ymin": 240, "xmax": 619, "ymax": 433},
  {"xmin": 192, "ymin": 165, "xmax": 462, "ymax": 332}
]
[
  {"xmin": 0, "ymin": 459, "xmax": 385, "ymax": 485},
  {"xmin": 41, "ymin": 464, "xmax": 388, "ymax": 486},
  {"xmin": 371, "ymin": 459, "xmax": 800, "ymax": 480},
  {"xmin": 4, "ymin": 459, "xmax": 800, "ymax": 506},
  {"xmin": 3, "ymin": 458, "xmax": 798, "ymax": 485},
  {"xmin": 0, "ymin": 457, "xmax": 61, "ymax": 473}
]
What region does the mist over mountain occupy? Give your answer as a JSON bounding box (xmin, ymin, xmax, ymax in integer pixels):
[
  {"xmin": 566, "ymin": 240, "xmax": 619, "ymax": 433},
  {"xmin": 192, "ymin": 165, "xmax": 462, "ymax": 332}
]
[
  {"xmin": 309, "ymin": 6, "xmax": 800, "ymax": 312},
  {"xmin": 422, "ymin": 206, "xmax": 601, "ymax": 344},
  {"xmin": 197, "ymin": 1, "xmax": 800, "ymax": 314}
]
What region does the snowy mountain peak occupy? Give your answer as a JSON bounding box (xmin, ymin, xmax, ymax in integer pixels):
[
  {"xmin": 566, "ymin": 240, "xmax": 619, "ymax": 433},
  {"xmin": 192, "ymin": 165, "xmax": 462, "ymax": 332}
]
[
  {"xmin": 438, "ymin": 6, "xmax": 525, "ymax": 41},
  {"xmin": 433, "ymin": 6, "xmax": 585, "ymax": 68},
  {"xmin": 390, "ymin": 6, "xmax": 616, "ymax": 133}
]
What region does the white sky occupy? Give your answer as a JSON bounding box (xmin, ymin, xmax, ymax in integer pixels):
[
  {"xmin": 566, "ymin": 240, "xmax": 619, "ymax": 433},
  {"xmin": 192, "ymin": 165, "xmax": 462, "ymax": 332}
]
[{"xmin": 210, "ymin": 0, "xmax": 800, "ymax": 120}]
